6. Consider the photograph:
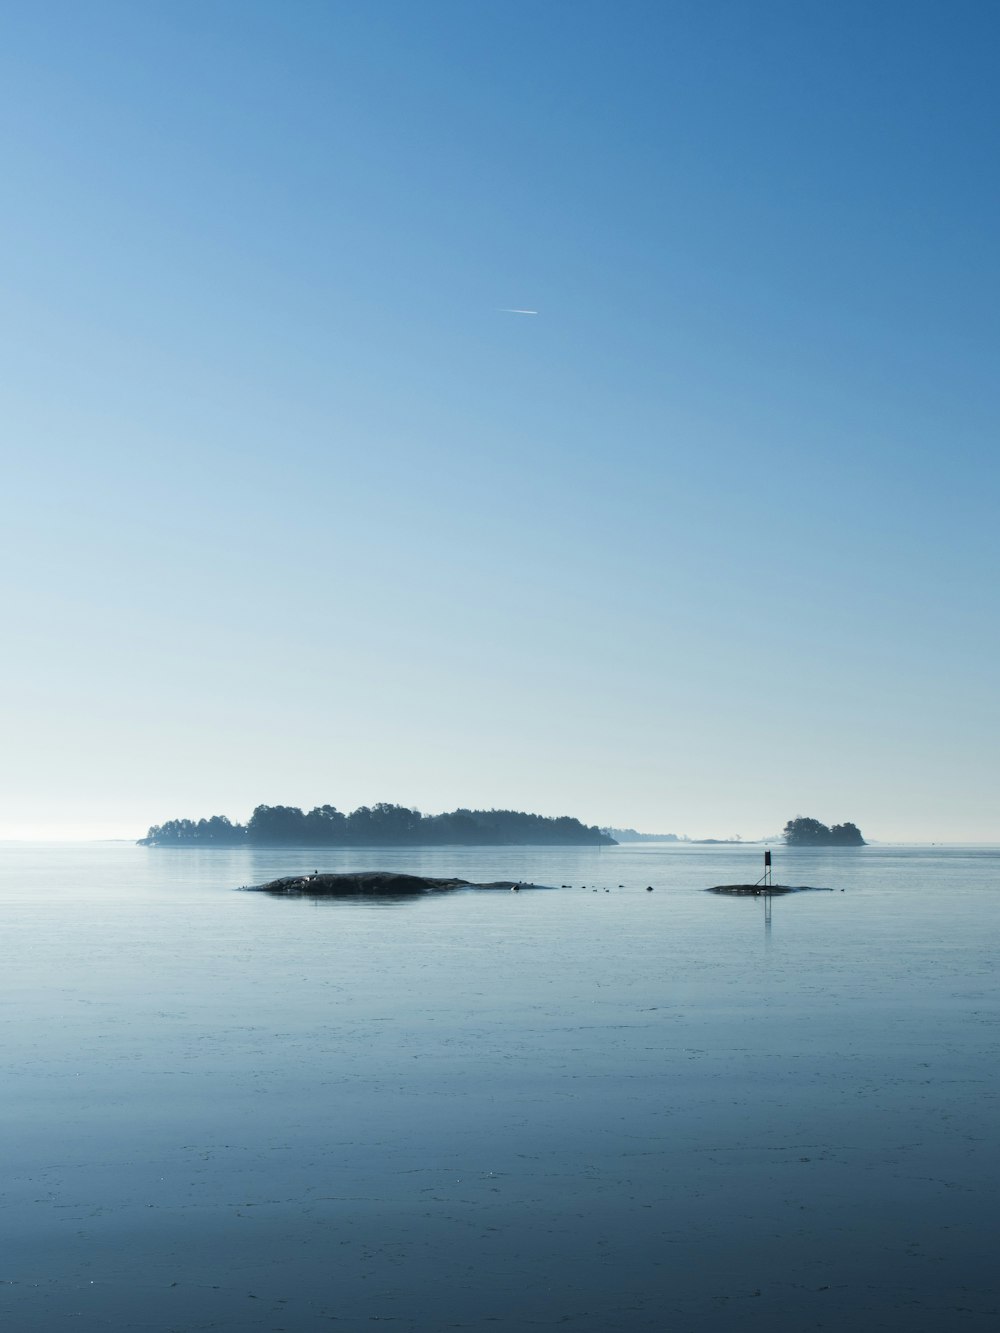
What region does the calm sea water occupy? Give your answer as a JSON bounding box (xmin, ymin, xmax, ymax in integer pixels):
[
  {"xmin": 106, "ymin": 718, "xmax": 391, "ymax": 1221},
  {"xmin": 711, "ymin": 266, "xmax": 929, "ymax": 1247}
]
[{"xmin": 2, "ymin": 841, "xmax": 998, "ymax": 1331}]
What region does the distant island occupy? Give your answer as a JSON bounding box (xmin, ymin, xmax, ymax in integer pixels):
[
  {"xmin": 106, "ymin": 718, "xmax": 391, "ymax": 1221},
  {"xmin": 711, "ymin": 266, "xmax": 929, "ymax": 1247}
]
[
  {"xmin": 601, "ymin": 829, "xmax": 757, "ymax": 844},
  {"xmin": 139, "ymin": 803, "xmax": 616, "ymax": 848},
  {"xmin": 601, "ymin": 827, "xmax": 680, "ymax": 843},
  {"xmin": 783, "ymin": 817, "xmax": 865, "ymax": 847},
  {"xmin": 688, "ymin": 837, "xmax": 755, "ymax": 845}
]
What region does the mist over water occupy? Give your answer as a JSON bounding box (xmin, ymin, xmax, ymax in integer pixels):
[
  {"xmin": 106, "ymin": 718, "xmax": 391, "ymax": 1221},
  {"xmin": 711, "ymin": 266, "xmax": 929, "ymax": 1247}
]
[{"xmin": 3, "ymin": 842, "xmax": 999, "ymax": 1331}]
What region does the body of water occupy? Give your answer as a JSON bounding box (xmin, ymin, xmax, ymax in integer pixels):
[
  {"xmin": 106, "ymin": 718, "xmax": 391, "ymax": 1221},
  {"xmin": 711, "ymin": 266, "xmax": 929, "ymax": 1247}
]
[{"xmin": 2, "ymin": 841, "xmax": 998, "ymax": 1330}]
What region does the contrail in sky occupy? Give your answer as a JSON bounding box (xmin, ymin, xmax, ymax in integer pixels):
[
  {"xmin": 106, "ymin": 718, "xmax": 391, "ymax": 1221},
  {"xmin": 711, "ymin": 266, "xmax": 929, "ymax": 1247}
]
[{"xmin": 499, "ymin": 308, "xmax": 539, "ymax": 315}]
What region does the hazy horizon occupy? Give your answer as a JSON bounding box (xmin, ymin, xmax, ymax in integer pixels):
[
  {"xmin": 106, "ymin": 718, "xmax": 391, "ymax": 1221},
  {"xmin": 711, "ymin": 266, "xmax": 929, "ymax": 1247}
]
[{"xmin": 3, "ymin": 2, "xmax": 998, "ymax": 844}]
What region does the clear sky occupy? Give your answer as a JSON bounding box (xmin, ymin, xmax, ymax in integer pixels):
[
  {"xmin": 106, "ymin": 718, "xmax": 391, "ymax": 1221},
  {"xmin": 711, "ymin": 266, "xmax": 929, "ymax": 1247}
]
[{"xmin": 2, "ymin": 1, "xmax": 998, "ymax": 842}]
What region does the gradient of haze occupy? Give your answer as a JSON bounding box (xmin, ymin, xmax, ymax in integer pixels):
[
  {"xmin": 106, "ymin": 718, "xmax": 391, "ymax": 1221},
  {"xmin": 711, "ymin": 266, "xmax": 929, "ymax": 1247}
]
[{"xmin": 3, "ymin": 1, "xmax": 998, "ymax": 842}]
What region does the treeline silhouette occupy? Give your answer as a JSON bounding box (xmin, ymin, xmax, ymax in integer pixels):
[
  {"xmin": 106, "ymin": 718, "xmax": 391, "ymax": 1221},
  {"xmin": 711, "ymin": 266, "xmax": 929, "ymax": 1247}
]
[
  {"xmin": 139, "ymin": 803, "xmax": 616, "ymax": 847},
  {"xmin": 783, "ymin": 816, "xmax": 865, "ymax": 846}
]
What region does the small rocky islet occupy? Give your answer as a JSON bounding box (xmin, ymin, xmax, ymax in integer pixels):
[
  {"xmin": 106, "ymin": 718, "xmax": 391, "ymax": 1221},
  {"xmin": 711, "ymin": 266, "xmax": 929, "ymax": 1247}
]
[
  {"xmin": 245, "ymin": 870, "xmax": 541, "ymax": 896},
  {"xmin": 707, "ymin": 883, "xmax": 832, "ymax": 895}
]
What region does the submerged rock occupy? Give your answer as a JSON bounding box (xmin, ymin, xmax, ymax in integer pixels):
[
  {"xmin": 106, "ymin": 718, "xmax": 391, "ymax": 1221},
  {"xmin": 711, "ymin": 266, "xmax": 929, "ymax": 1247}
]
[{"xmin": 245, "ymin": 871, "xmax": 533, "ymax": 897}]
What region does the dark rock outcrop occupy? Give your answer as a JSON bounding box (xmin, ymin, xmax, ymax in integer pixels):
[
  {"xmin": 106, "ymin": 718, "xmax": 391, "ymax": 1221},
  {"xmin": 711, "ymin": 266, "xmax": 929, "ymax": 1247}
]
[
  {"xmin": 708, "ymin": 884, "xmax": 832, "ymax": 895},
  {"xmin": 245, "ymin": 871, "xmax": 536, "ymax": 897}
]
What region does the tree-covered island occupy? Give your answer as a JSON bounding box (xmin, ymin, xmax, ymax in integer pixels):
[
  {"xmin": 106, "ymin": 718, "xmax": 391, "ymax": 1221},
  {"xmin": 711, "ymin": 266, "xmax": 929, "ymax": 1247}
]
[
  {"xmin": 783, "ymin": 816, "xmax": 865, "ymax": 846},
  {"xmin": 139, "ymin": 803, "xmax": 616, "ymax": 847}
]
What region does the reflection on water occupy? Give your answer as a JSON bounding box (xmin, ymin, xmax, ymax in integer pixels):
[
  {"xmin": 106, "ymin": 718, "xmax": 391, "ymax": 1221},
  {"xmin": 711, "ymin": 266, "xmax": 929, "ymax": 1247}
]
[{"xmin": 2, "ymin": 841, "xmax": 1000, "ymax": 1331}]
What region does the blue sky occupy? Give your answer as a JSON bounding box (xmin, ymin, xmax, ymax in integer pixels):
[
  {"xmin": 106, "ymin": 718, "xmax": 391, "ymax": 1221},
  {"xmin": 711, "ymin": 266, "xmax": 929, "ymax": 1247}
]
[{"xmin": 2, "ymin": 1, "xmax": 998, "ymax": 840}]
